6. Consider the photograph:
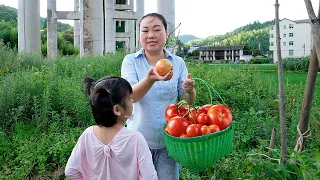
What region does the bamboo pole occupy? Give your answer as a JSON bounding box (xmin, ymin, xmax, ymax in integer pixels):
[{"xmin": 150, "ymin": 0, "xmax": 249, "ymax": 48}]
[{"xmin": 274, "ymin": 0, "xmax": 288, "ymax": 164}]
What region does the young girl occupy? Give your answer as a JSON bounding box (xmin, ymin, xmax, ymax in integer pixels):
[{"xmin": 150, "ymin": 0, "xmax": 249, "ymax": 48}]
[{"xmin": 65, "ymin": 76, "xmax": 158, "ymax": 180}]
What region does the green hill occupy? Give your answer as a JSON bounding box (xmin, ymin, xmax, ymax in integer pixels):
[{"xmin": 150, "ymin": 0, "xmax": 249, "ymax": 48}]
[
  {"xmin": 0, "ymin": 5, "xmax": 17, "ymax": 24},
  {"xmin": 187, "ymin": 20, "xmax": 274, "ymax": 55},
  {"xmin": 178, "ymin": 34, "xmax": 199, "ymax": 43},
  {"xmin": 0, "ymin": 5, "xmax": 72, "ymax": 32}
]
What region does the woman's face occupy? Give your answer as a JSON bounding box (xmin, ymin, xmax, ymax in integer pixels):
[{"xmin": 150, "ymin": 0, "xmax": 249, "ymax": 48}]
[{"xmin": 139, "ymin": 16, "xmax": 168, "ymax": 53}]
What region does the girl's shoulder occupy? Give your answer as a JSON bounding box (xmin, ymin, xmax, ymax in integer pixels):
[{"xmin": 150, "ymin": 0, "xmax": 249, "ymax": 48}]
[{"xmin": 118, "ymin": 127, "xmax": 145, "ymax": 140}]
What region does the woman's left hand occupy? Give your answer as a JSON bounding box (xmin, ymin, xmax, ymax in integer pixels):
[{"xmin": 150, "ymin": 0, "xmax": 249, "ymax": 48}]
[{"xmin": 182, "ymin": 73, "xmax": 195, "ymax": 93}]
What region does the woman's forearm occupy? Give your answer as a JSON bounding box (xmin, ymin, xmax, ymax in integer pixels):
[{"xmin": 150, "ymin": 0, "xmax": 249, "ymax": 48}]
[
  {"xmin": 182, "ymin": 89, "xmax": 196, "ymax": 105},
  {"xmin": 132, "ymin": 77, "xmax": 155, "ymax": 103}
]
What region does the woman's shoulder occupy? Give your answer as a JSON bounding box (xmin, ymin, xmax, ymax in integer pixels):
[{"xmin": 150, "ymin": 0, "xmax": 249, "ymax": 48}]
[
  {"xmin": 123, "ymin": 49, "xmax": 144, "ymax": 61},
  {"xmin": 164, "ymin": 48, "xmax": 185, "ymax": 63}
]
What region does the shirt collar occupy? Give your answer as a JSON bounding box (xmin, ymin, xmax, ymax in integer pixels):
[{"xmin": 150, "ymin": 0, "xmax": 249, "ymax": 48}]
[{"xmin": 134, "ymin": 48, "xmax": 173, "ymax": 60}]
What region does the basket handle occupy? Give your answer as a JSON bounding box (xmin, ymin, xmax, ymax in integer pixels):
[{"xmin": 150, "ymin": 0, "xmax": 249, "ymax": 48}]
[{"xmin": 192, "ymin": 78, "xmax": 225, "ymax": 105}]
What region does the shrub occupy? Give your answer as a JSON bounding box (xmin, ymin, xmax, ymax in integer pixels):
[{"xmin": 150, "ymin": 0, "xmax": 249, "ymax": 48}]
[
  {"xmin": 282, "ymin": 56, "xmax": 313, "ymax": 72},
  {"xmin": 249, "ymin": 57, "xmax": 272, "ymax": 64}
]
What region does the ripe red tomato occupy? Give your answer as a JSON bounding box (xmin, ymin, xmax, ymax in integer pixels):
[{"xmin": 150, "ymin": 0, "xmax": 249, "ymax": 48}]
[
  {"xmin": 196, "ymin": 113, "xmax": 208, "ymax": 124},
  {"xmin": 207, "ymin": 104, "xmax": 232, "ymax": 130},
  {"xmin": 200, "ymin": 125, "xmax": 211, "ymax": 135},
  {"xmin": 166, "ymin": 116, "xmax": 190, "ymax": 137},
  {"xmin": 178, "ymin": 106, "xmax": 188, "ymax": 119},
  {"xmin": 186, "ymin": 124, "xmax": 201, "ymax": 137},
  {"xmin": 165, "ymin": 126, "xmax": 171, "ymax": 134},
  {"xmin": 195, "ymin": 107, "xmax": 207, "ymax": 118},
  {"xmin": 156, "ymin": 59, "xmax": 171, "ymax": 76},
  {"xmin": 208, "ymin": 124, "xmax": 220, "ymax": 133},
  {"xmin": 187, "ymin": 108, "xmax": 197, "ymax": 124},
  {"xmin": 180, "ymin": 133, "xmax": 188, "ymax": 138},
  {"xmin": 196, "ymin": 123, "xmax": 204, "ymax": 129},
  {"xmin": 202, "ymin": 104, "xmax": 213, "ymax": 111},
  {"xmin": 165, "ymin": 104, "xmax": 188, "ymax": 122}
]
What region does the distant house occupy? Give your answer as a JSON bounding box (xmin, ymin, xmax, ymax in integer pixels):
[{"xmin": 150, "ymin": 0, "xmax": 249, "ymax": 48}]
[
  {"xmin": 269, "ymin": 18, "xmax": 312, "ymax": 63},
  {"xmin": 188, "ymin": 45, "xmax": 200, "ymax": 53},
  {"xmin": 240, "ymin": 55, "xmax": 253, "ymax": 62},
  {"xmin": 198, "ymin": 45, "xmax": 244, "ymax": 63}
]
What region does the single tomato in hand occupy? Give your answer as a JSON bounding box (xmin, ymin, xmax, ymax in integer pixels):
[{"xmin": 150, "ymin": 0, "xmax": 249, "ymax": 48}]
[{"xmin": 156, "ymin": 59, "xmax": 171, "ymax": 76}]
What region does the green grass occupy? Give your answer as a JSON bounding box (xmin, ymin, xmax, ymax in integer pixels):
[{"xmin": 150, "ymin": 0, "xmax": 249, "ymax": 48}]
[
  {"xmin": 205, "ymin": 64, "xmax": 320, "ymax": 104},
  {"xmin": 0, "ymin": 51, "xmax": 319, "ymax": 179},
  {"xmin": 205, "ymin": 63, "xmax": 278, "ymax": 71}
]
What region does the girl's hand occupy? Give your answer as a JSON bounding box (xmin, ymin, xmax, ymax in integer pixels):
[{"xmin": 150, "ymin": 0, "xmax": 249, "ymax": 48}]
[{"xmin": 147, "ymin": 66, "xmax": 173, "ymax": 82}]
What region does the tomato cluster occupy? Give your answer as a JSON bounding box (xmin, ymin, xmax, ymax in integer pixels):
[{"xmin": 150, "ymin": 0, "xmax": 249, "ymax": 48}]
[{"xmin": 164, "ymin": 102, "xmax": 232, "ymax": 138}]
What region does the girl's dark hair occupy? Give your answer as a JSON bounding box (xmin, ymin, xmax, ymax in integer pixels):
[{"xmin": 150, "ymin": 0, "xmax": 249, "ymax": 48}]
[
  {"xmin": 84, "ymin": 76, "xmax": 132, "ymax": 127},
  {"xmin": 139, "ymin": 13, "xmax": 167, "ymax": 31}
]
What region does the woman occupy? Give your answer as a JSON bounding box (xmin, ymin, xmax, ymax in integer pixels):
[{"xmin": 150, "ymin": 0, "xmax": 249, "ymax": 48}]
[{"xmin": 121, "ymin": 13, "xmax": 196, "ymax": 180}]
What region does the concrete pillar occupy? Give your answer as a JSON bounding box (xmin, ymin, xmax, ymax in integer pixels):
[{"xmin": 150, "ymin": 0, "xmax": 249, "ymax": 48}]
[
  {"xmin": 231, "ymin": 50, "xmax": 234, "ymax": 62},
  {"xmin": 74, "ymin": 0, "xmax": 80, "ymax": 47},
  {"xmin": 135, "ymin": 0, "xmax": 144, "ymax": 50},
  {"xmin": 47, "ymin": 0, "xmax": 57, "ymax": 57},
  {"xmin": 18, "ymin": 0, "xmax": 41, "ymax": 53},
  {"xmin": 157, "ymin": 0, "xmax": 175, "ymax": 36},
  {"xmin": 80, "ymin": 0, "xmax": 104, "ymax": 56},
  {"xmin": 129, "ymin": 0, "xmax": 135, "ymax": 52},
  {"xmin": 105, "ymin": 0, "xmax": 116, "ymax": 53}
]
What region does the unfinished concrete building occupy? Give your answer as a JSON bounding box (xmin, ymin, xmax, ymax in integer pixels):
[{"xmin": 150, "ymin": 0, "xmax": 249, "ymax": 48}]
[{"xmin": 18, "ymin": 0, "xmax": 175, "ymax": 57}]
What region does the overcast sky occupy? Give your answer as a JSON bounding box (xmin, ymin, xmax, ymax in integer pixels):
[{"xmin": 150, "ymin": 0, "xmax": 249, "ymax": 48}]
[{"xmin": 0, "ymin": 0, "xmax": 318, "ymax": 38}]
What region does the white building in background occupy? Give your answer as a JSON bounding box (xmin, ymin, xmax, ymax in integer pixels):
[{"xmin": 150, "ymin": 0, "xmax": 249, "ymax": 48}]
[
  {"xmin": 269, "ymin": 18, "xmax": 312, "ymax": 63},
  {"xmin": 188, "ymin": 45, "xmax": 200, "ymax": 53},
  {"xmin": 198, "ymin": 45, "xmax": 244, "ymax": 63}
]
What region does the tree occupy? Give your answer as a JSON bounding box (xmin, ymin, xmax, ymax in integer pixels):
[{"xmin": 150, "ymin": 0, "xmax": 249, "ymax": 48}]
[{"xmin": 294, "ymin": 0, "xmax": 320, "ymax": 152}]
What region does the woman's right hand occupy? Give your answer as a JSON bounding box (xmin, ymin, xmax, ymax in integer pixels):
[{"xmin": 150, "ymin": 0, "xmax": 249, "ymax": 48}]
[{"xmin": 147, "ymin": 66, "xmax": 173, "ymax": 82}]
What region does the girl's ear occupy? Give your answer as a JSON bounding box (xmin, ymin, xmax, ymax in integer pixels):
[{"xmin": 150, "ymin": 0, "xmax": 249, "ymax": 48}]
[{"xmin": 113, "ymin": 105, "xmax": 121, "ymax": 116}]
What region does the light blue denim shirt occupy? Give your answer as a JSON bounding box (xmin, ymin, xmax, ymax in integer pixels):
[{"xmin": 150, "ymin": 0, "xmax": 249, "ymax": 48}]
[{"xmin": 121, "ymin": 48, "xmax": 188, "ymax": 149}]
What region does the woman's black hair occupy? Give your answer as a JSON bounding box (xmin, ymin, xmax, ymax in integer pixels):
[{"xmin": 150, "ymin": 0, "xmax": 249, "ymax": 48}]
[
  {"xmin": 139, "ymin": 13, "xmax": 167, "ymax": 31},
  {"xmin": 84, "ymin": 76, "xmax": 132, "ymax": 127}
]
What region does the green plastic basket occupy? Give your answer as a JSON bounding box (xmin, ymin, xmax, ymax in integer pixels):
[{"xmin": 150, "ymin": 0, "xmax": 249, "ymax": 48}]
[{"xmin": 164, "ymin": 123, "xmax": 234, "ymax": 174}]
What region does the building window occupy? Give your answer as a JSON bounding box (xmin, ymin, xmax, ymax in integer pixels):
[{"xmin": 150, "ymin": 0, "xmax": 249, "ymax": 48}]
[
  {"xmin": 289, "ymin": 41, "xmax": 294, "ymax": 45},
  {"xmin": 289, "ymin": 50, "xmax": 294, "ymax": 56},
  {"xmin": 289, "ymin": 24, "xmax": 294, "ymax": 29},
  {"xmin": 289, "ymin": 33, "xmax": 293, "ymax": 37},
  {"xmin": 270, "ymin": 26, "xmax": 274, "ymax": 30},
  {"xmin": 283, "ymin": 25, "xmax": 286, "ymax": 29},
  {"xmin": 283, "ymin": 42, "xmax": 286, "ymax": 46},
  {"xmin": 270, "ymin": 34, "xmax": 274, "ymax": 38},
  {"xmin": 283, "ymin": 34, "xmax": 286, "ymax": 38},
  {"xmin": 270, "ymin": 42, "xmax": 274, "ymax": 46}
]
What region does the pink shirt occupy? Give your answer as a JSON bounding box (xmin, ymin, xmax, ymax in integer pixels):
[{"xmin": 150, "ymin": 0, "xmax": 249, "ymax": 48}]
[{"xmin": 65, "ymin": 126, "xmax": 158, "ymax": 180}]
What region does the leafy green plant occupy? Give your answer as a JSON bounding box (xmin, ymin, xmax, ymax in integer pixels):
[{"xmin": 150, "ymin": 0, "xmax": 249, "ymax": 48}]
[{"xmin": 282, "ymin": 56, "xmax": 312, "ymax": 72}]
